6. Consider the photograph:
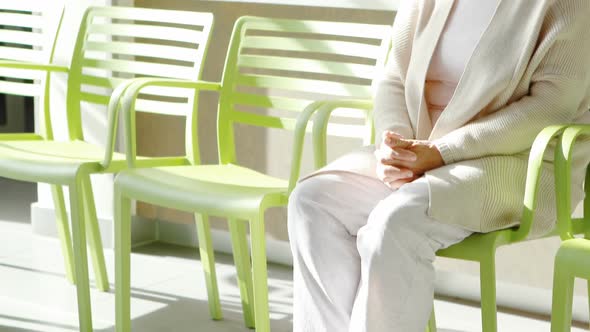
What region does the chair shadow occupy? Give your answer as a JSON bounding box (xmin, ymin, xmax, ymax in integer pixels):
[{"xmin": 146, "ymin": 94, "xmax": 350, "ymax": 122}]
[
  {"xmin": 97, "ymin": 287, "xmax": 293, "ymax": 332},
  {"xmin": 105, "ymin": 248, "xmax": 294, "ymax": 332},
  {"xmin": 0, "ymin": 243, "xmax": 293, "ymax": 332},
  {"xmin": 0, "ymin": 283, "xmax": 293, "ymax": 332},
  {"xmin": 0, "ymin": 314, "xmax": 78, "ymax": 332},
  {"xmin": 94, "ymin": 246, "xmax": 293, "ymax": 332}
]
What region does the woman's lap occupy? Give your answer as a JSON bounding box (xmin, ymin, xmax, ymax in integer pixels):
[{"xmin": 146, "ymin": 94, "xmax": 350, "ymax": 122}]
[{"xmin": 288, "ymin": 172, "xmax": 473, "ymax": 332}]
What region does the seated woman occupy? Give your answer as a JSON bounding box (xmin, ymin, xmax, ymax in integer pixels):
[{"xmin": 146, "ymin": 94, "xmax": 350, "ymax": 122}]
[{"xmin": 287, "ymin": 0, "xmax": 590, "ymax": 331}]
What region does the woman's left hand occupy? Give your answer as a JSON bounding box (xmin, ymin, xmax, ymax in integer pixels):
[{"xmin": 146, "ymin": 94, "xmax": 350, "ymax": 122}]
[{"xmin": 380, "ymin": 131, "xmax": 445, "ymax": 176}]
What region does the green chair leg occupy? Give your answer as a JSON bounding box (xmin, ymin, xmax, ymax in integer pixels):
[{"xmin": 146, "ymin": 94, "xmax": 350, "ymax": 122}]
[
  {"xmin": 425, "ymin": 306, "xmax": 437, "ymax": 332},
  {"xmin": 587, "ymin": 279, "xmax": 590, "ymax": 330},
  {"xmin": 69, "ymin": 181, "xmax": 93, "ymax": 332},
  {"xmin": 115, "ymin": 189, "xmax": 132, "ymax": 332},
  {"xmin": 51, "ymin": 184, "xmax": 76, "ymax": 284},
  {"xmin": 550, "ymin": 260, "xmax": 574, "ymax": 332},
  {"xmin": 480, "ymin": 254, "xmax": 498, "ymax": 332},
  {"xmin": 81, "ymin": 176, "xmax": 109, "ymax": 291},
  {"xmin": 195, "ymin": 213, "xmax": 223, "ymax": 320},
  {"xmin": 228, "ymin": 218, "xmax": 255, "ymax": 328},
  {"xmin": 250, "ymin": 214, "xmax": 270, "ymax": 332}
]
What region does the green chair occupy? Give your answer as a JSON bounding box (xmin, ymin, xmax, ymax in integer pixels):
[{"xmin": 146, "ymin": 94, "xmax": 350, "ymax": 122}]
[
  {"xmin": 549, "ymin": 124, "xmax": 590, "ymax": 332},
  {"xmin": 113, "ymin": 16, "xmax": 393, "ymax": 332},
  {"xmin": 310, "ymin": 97, "xmax": 580, "ymax": 332},
  {"xmin": 0, "ymin": 1, "xmax": 74, "ymax": 286},
  {"xmin": 0, "ymin": 6, "xmax": 214, "ymax": 331},
  {"xmin": 432, "ymin": 124, "xmax": 590, "ymax": 332}
]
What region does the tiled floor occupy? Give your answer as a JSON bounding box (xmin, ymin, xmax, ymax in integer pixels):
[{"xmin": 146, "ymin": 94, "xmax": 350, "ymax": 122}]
[{"xmin": 0, "ymin": 178, "xmax": 587, "ymax": 332}]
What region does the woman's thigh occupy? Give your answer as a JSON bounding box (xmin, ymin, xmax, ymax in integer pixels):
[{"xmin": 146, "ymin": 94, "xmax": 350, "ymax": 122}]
[
  {"xmin": 361, "ymin": 177, "xmax": 472, "ymax": 253},
  {"xmin": 289, "ymin": 172, "xmax": 392, "ymax": 235}
]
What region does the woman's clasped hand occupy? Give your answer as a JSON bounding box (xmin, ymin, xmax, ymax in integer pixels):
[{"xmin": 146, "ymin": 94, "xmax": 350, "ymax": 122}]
[{"xmin": 375, "ymin": 131, "xmax": 445, "ymax": 189}]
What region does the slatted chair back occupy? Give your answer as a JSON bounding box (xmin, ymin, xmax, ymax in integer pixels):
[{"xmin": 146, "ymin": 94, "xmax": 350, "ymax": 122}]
[
  {"xmin": 217, "ymin": 16, "xmax": 392, "ymax": 166},
  {"xmin": 0, "ymin": 0, "xmax": 64, "ymax": 132},
  {"xmin": 66, "ymin": 6, "xmax": 213, "ymax": 148}
]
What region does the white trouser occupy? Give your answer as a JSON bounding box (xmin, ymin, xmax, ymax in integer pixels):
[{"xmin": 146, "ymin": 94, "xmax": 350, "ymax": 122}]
[{"xmin": 287, "ymin": 172, "xmax": 473, "ymax": 332}]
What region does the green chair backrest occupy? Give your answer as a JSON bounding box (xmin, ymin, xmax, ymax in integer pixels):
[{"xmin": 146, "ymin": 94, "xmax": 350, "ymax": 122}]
[
  {"xmin": 217, "ymin": 16, "xmax": 392, "ymax": 167},
  {"xmin": 65, "ymin": 6, "xmax": 213, "ymax": 145},
  {"xmin": 0, "ymin": 1, "xmax": 64, "ymax": 130}
]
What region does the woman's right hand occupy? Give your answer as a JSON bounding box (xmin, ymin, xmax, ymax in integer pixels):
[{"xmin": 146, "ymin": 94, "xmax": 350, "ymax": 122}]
[{"xmin": 375, "ymin": 131, "xmax": 416, "ymax": 189}]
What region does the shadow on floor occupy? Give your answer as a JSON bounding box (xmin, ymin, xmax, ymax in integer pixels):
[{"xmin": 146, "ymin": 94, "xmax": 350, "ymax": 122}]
[{"xmin": 0, "ymin": 283, "xmax": 292, "ymax": 332}]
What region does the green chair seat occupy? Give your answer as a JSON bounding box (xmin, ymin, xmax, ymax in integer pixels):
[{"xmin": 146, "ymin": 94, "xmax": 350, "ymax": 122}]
[
  {"xmin": 0, "ymin": 140, "xmax": 131, "ymax": 183},
  {"xmin": 0, "ymin": 140, "xmax": 110, "ymax": 161},
  {"xmin": 116, "ymin": 165, "xmax": 289, "ymax": 216},
  {"xmin": 436, "ymin": 230, "xmax": 513, "ymax": 261}
]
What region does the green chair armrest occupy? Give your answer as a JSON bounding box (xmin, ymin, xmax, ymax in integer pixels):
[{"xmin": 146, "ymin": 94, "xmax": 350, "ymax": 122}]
[
  {"xmin": 554, "ymin": 124, "xmax": 590, "ymax": 240},
  {"xmin": 289, "ymin": 100, "xmax": 329, "ymax": 192},
  {"xmin": 311, "ymin": 99, "xmax": 374, "ymax": 169},
  {"xmin": 0, "ymin": 60, "xmax": 69, "ymax": 73},
  {"xmin": 0, "ymin": 60, "xmax": 69, "ymax": 140},
  {"xmin": 122, "ymin": 78, "xmax": 221, "ymax": 92},
  {"xmin": 0, "ymin": 133, "xmax": 44, "ymax": 141},
  {"xmin": 108, "ymin": 78, "xmax": 221, "ymax": 168},
  {"xmin": 288, "ymin": 99, "xmax": 373, "ymax": 193},
  {"xmin": 101, "ymin": 79, "xmax": 147, "ymax": 168},
  {"xmin": 511, "ymin": 124, "xmax": 571, "ymax": 242}
]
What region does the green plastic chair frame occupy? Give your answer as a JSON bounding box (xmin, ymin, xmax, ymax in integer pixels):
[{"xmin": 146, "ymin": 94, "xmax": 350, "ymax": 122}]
[
  {"xmin": 113, "ymin": 16, "xmax": 393, "ymax": 332},
  {"xmin": 550, "ymin": 124, "xmax": 590, "ymax": 332},
  {"xmin": 0, "ymin": 3, "xmax": 71, "ymax": 279},
  {"xmin": 433, "ymin": 124, "xmax": 590, "ymax": 332},
  {"xmin": 310, "ymin": 98, "xmax": 584, "ymax": 331},
  {"xmin": 0, "ymin": 1, "xmax": 72, "ymax": 286},
  {"xmin": 0, "ymin": 6, "xmax": 214, "ymax": 332}
]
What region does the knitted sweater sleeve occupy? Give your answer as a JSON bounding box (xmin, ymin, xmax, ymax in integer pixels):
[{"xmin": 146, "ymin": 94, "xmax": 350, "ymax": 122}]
[
  {"xmin": 373, "ymin": 0, "xmax": 417, "ymax": 143},
  {"xmin": 433, "ymin": 2, "xmax": 590, "ymax": 164}
]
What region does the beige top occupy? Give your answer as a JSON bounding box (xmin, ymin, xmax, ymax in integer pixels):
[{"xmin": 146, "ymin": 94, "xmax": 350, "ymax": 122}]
[
  {"xmin": 426, "ymin": 0, "xmax": 499, "ymax": 124},
  {"xmin": 311, "ymin": 0, "xmax": 590, "ymax": 237}
]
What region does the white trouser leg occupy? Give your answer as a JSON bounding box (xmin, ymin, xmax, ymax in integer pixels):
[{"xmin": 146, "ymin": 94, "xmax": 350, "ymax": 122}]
[
  {"xmin": 288, "ymin": 173, "xmax": 473, "ymax": 332},
  {"xmin": 288, "ymin": 173, "xmax": 392, "ymax": 332},
  {"xmin": 350, "ymin": 177, "xmax": 473, "ymax": 332}
]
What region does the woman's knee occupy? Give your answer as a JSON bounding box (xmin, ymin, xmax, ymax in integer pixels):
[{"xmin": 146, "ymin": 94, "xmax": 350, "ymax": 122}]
[
  {"xmin": 289, "ymin": 178, "xmax": 322, "ymax": 214},
  {"xmin": 288, "ymin": 175, "xmax": 341, "ymax": 237},
  {"xmin": 367, "ymin": 192, "xmax": 421, "ymax": 234},
  {"xmin": 288, "ymin": 177, "xmax": 330, "ymax": 232}
]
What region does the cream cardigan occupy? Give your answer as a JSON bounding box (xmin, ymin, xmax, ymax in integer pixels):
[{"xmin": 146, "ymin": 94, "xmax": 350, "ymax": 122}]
[{"xmin": 311, "ymin": 0, "xmax": 590, "ymax": 237}]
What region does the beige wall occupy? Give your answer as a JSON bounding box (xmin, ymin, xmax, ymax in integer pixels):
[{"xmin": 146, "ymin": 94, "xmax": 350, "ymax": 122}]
[{"xmin": 133, "ymin": 0, "xmax": 588, "ymax": 297}]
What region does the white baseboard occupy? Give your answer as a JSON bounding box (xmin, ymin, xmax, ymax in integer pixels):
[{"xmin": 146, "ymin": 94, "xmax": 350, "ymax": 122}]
[
  {"xmin": 435, "ymin": 270, "xmax": 589, "ymax": 323},
  {"xmin": 31, "ymin": 202, "xmax": 157, "ymax": 249},
  {"xmin": 31, "ymin": 203, "xmax": 588, "ymax": 323},
  {"xmin": 154, "ymin": 218, "xmax": 294, "ymax": 266}
]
